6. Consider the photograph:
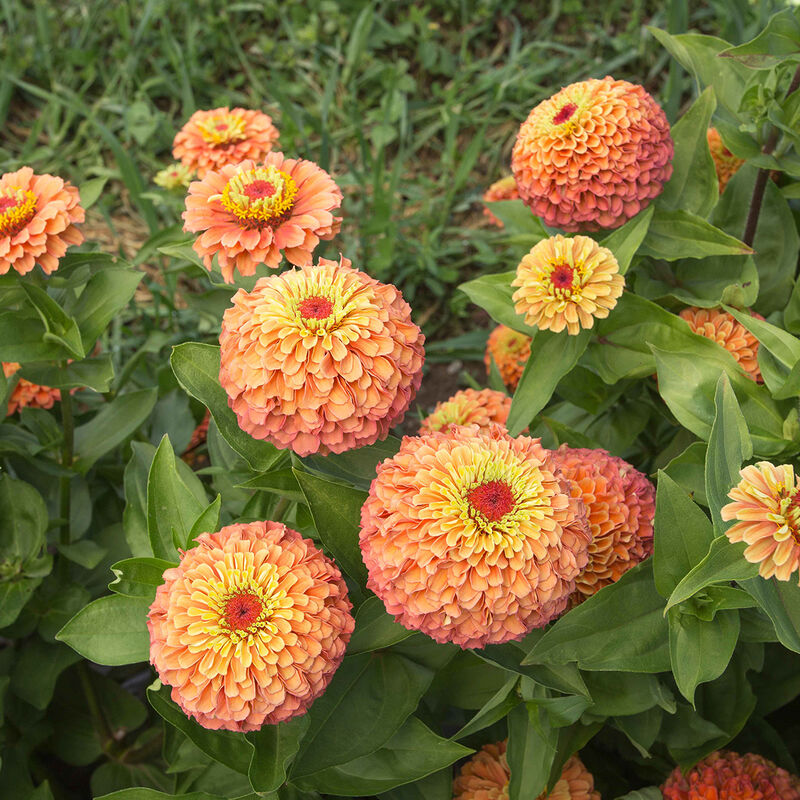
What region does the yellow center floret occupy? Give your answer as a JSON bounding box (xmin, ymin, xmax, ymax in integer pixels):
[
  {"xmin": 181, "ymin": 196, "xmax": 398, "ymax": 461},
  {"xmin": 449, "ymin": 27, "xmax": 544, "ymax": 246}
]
[
  {"xmin": 196, "ymin": 113, "xmax": 248, "ymax": 146},
  {"xmin": 220, "ymin": 166, "xmax": 298, "ymax": 228},
  {"xmin": 0, "ymin": 187, "xmax": 37, "ymax": 237}
]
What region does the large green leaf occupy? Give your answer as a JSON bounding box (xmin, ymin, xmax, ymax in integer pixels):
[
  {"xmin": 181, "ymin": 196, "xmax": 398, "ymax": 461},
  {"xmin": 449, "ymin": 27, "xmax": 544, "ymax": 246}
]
[
  {"xmin": 452, "ymin": 674, "xmax": 520, "ymax": 740},
  {"xmin": 741, "ymin": 577, "xmax": 800, "ymax": 653},
  {"xmin": 506, "ymin": 702, "xmax": 555, "ymax": 800},
  {"xmin": 19, "ymin": 356, "xmax": 114, "ymax": 393},
  {"xmin": 458, "ymin": 272, "xmax": 537, "ymax": 336},
  {"xmin": 0, "ymin": 313, "xmax": 69, "ymax": 362},
  {"xmin": 109, "ymin": 557, "xmax": 173, "ymax": 598},
  {"xmin": 247, "ymin": 716, "xmax": 309, "ymax": 794},
  {"xmin": 21, "ymin": 281, "xmax": 85, "ymax": 359},
  {"xmin": 0, "ymin": 474, "xmax": 48, "ymax": 565},
  {"xmin": 599, "ymin": 206, "xmax": 654, "ymax": 275},
  {"xmin": 718, "ymin": 8, "xmax": 800, "ymax": 68},
  {"xmin": 348, "ymin": 595, "xmax": 415, "ymax": 655}
]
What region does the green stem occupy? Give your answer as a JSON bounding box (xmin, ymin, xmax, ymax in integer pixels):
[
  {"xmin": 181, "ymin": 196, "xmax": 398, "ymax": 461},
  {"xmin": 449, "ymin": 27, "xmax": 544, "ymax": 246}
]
[{"xmin": 59, "ymin": 364, "xmax": 74, "ymax": 547}]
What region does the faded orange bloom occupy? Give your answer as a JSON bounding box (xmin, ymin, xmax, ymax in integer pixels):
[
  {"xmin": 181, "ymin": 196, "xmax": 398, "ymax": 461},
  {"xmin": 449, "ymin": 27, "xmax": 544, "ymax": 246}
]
[
  {"xmin": 419, "ymin": 388, "xmax": 511, "ymax": 434},
  {"xmin": 173, "ymin": 107, "xmax": 279, "ymax": 178},
  {"xmin": 512, "ymin": 235, "xmax": 624, "ymax": 335},
  {"xmin": 0, "ymin": 167, "xmax": 84, "ymax": 276},
  {"xmin": 3, "ymin": 362, "xmax": 61, "ymax": 416},
  {"xmin": 219, "ymin": 256, "xmax": 424, "ymax": 456},
  {"xmin": 484, "ymin": 325, "xmax": 531, "ymax": 392},
  {"xmin": 662, "ymin": 750, "xmax": 800, "ymax": 800},
  {"xmin": 482, "ymin": 175, "xmax": 519, "ymax": 228},
  {"xmin": 721, "ymin": 462, "xmax": 800, "ymax": 583},
  {"xmin": 453, "ymin": 741, "xmax": 600, "ymax": 800},
  {"xmin": 512, "ymin": 77, "xmax": 673, "ymax": 231},
  {"xmin": 679, "ymin": 307, "xmax": 762, "ymax": 383},
  {"xmin": 549, "ymin": 445, "xmax": 654, "ymax": 602},
  {"xmin": 359, "ymin": 425, "xmax": 591, "ymax": 649},
  {"xmin": 707, "ymin": 128, "xmax": 744, "ymax": 194},
  {"xmin": 154, "ymin": 163, "xmax": 194, "ymax": 190},
  {"xmin": 183, "ymin": 155, "xmax": 343, "ymax": 283},
  {"xmin": 148, "ymin": 521, "xmax": 354, "ymax": 732}
]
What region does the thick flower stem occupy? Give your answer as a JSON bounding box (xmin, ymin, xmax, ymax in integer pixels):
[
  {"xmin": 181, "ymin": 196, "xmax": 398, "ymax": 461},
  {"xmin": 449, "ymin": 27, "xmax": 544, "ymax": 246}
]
[{"xmin": 59, "ymin": 367, "xmax": 74, "ymax": 547}]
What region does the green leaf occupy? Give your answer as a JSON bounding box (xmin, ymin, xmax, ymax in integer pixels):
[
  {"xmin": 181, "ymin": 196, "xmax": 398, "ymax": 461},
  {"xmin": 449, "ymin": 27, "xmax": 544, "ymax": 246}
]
[
  {"xmin": 741, "ymin": 577, "xmax": 800, "ymax": 653},
  {"xmin": 599, "ymin": 205, "xmax": 654, "ymax": 275},
  {"xmin": 506, "ymin": 702, "xmax": 554, "ymax": 800},
  {"xmin": 304, "ymin": 437, "xmax": 401, "ymax": 491},
  {"xmin": 582, "ymin": 672, "xmax": 673, "ymax": 718},
  {"xmin": 123, "ymin": 442, "xmax": 157, "ymax": 557},
  {"xmin": 486, "ymin": 199, "xmax": 549, "ymax": 247},
  {"xmin": 187, "ymin": 495, "xmax": 222, "ymax": 547},
  {"xmin": 452, "ymin": 674, "xmax": 519, "ymax": 740},
  {"xmin": 237, "ymin": 469, "xmax": 305, "ymax": 503},
  {"xmin": 662, "ymin": 441, "xmax": 708, "ymax": 506},
  {"xmin": 95, "ymin": 792, "xmax": 222, "ymax": 800},
  {"xmin": 0, "ymin": 314, "xmax": 66, "ymax": 362},
  {"xmin": 348, "ymin": 596, "xmax": 415, "ymax": 655},
  {"xmin": 109, "ymin": 557, "xmax": 173, "ymax": 598},
  {"xmin": 0, "ymin": 577, "xmax": 44, "ymax": 628},
  {"xmin": 19, "ymin": 356, "xmax": 114, "ymax": 392},
  {"xmin": 613, "ymin": 790, "xmax": 662, "ymax": 800},
  {"xmin": 57, "ymin": 540, "xmax": 106, "ymax": 569},
  {"xmin": 10, "ymin": 637, "xmax": 80, "ymax": 709},
  {"xmin": 247, "ymin": 716, "xmax": 310, "ymax": 794},
  {"xmin": 78, "ymin": 176, "xmax": 108, "ymax": 210},
  {"xmin": 458, "ymin": 272, "xmax": 537, "ymax": 337},
  {"xmin": 0, "ymin": 474, "xmax": 48, "ymax": 564},
  {"xmin": 21, "ymin": 282, "xmax": 85, "ymax": 359},
  {"xmin": 718, "ymin": 8, "xmax": 800, "ymax": 68},
  {"xmin": 56, "ymin": 594, "xmax": 150, "ymax": 665},
  {"xmin": 378, "ymin": 768, "xmax": 451, "ymax": 800}
]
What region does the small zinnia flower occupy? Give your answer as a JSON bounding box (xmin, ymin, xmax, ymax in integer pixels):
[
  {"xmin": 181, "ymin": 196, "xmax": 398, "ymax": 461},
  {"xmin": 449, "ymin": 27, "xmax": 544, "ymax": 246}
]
[
  {"xmin": 549, "ymin": 445, "xmax": 654, "ymax": 602},
  {"xmin": 679, "ymin": 306, "xmax": 762, "ymax": 383},
  {"xmin": 482, "ymin": 175, "xmax": 520, "ymax": 228},
  {"xmin": 453, "ymin": 741, "xmax": 600, "ymax": 800},
  {"xmin": 662, "ymin": 750, "xmax": 800, "ymax": 800},
  {"xmin": 512, "ymin": 235, "xmax": 624, "ymax": 335},
  {"xmin": 183, "ymin": 155, "xmax": 343, "ymax": 283},
  {"xmin": 721, "ymin": 462, "xmax": 800, "ymax": 583},
  {"xmin": 3, "ymin": 362, "xmax": 61, "ymax": 416},
  {"xmin": 419, "ymin": 388, "xmax": 511, "ymax": 434},
  {"xmin": 511, "ymin": 76, "xmax": 673, "ymax": 231},
  {"xmin": 707, "ymin": 128, "xmax": 744, "ymax": 195},
  {"xmin": 0, "ymin": 167, "xmax": 84, "ymax": 276},
  {"xmin": 219, "ymin": 256, "xmax": 424, "ymax": 456},
  {"xmin": 484, "ymin": 325, "xmax": 531, "ymax": 392},
  {"xmin": 154, "ymin": 163, "xmax": 194, "ymax": 190},
  {"xmin": 173, "ymin": 107, "xmax": 279, "ymax": 178},
  {"xmin": 148, "ymin": 521, "xmax": 354, "ymax": 732},
  {"xmin": 359, "ymin": 425, "xmax": 591, "ymax": 649}
]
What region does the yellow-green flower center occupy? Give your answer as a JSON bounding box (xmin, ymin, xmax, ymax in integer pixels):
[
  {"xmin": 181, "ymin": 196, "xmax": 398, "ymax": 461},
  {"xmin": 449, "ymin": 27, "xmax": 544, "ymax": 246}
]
[
  {"xmin": 221, "ymin": 166, "xmax": 297, "ymax": 229},
  {"xmin": 0, "ymin": 187, "xmax": 37, "ymax": 238},
  {"xmin": 196, "ymin": 113, "xmax": 248, "ymax": 146},
  {"xmin": 777, "ymin": 486, "xmax": 800, "ymax": 544}
]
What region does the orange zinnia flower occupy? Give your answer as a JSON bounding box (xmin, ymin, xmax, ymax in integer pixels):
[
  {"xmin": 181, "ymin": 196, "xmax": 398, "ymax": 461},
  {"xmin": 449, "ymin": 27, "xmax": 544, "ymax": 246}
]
[
  {"xmin": 183, "ymin": 155, "xmax": 343, "ymax": 283},
  {"xmin": 512, "ymin": 235, "xmax": 624, "ymax": 335},
  {"xmin": 173, "ymin": 107, "xmax": 279, "ymax": 178},
  {"xmin": 721, "ymin": 462, "xmax": 800, "ymax": 583},
  {"xmin": 359, "ymin": 425, "xmax": 591, "ymax": 649},
  {"xmin": 219, "ymin": 256, "xmax": 424, "ymax": 456},
  {"xmin": 3, "ymin": 362, "xmax": 61, "ymax": 416},
  {"xmin": 0, "ymin": 167, "xmax": 84, "ymax": 276},
  {"xmin": 662, "ymin": 750, "xmax": 800, "ymax": 800},
  {"xmin": 707, "ymin": 128, "xmax": 744, "ymax": 195},
  {"xmin": 148, "ymin": 521, "xmax": 354, "ymax": 732},
  {"xmin": 484, "ymin": 325, "xmax": 531, "ymax": 392},
  {"xmin": 419, "ymin": 388, "xmax": 511, "ymax": 434},
  {"xmin": 453, "ymin": 741, "xmax": 600, "ymax": 800},
  {"xmin": 154, "ymin": 163, "xmax": 194, "ymax": 190},
  {"xmin": 482, "ymin": 175, "xmax": 520, "ymax": 228},
  {"xmin": 512, "ymin": 76, "xmax": 673, "ymax": 231}
]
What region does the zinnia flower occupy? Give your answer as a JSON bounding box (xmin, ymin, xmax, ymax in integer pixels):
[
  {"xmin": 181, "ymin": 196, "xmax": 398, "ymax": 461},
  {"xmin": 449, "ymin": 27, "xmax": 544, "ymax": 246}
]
[
  {"xmin": 154, "ymin": 163, "xmax": 194, "ymax": 190},
  {"xmin": 721, "ymin": 462, "xmax": 800, "ymax": 582},
  {"xmin": 511, "ymin": 76, "xmax": 673, "ymax": 231},
  {"xmin": 419, "ymin": 388, "xmax": 511, "ymax": 434},
  {"xmin": 173, "ymin": 107, "xmax": 279, "ymax": 178},
  {"xmin": 453, "ymin": 741, "xmax": 600, "ymax": 800},
  {"xmin": 662, "ymin": 750, "xmax": 800, "ymax": 800},
  {"xmin": 482, "ymin": 175, "xmax": 520, "ymax": 228},
  {"xmin": 549, "ymin": 445, "xmax": 654, "ymax": 602},
  {"xmin": 679, "ymin": 307, "xmax": 762, "ymax": 383},
  {"xmin": 3, "ymin": 362, "xmax": 60, "ymax": 415},
  {"xmin": 707, "ymin": 128, "xmax": 744, "ymax": 195},
  {"xmin": 0, "ymin": 167, "xmax": 84, "ymax": 276},
  {"xmin": 484, "ymin": 325, "xmax": 531, "ymax": 392},
  {"xmin": 512, "ymin": 235, "xmax": 624, "ymax": 335},
  {"xmin": 183, "ymin": 155, "xmax": 343, "ymax": 283},
  {"xmin": 219, "ymin": 256, "xmax": 424, "ymax": 456},
  {"xmin": 147, "ymin": 521, "xmax": 354, "ymax": 732},
  {"xmin": 359, "ymin": 425, "xmax": 591, "ymax": 649}
]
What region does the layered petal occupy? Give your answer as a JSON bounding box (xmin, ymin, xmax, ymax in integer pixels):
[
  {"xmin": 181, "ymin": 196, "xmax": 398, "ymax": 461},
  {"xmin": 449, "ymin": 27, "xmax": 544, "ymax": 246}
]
[
  {"xmin": 3, "ymin": 362, "xmax": 61, "ymax": 415},
  {"xmin": 420, "ymin": 388, "xmax": 512, "ymax": 434},
  {"xmin": 484, "ymin": 325, "xmax": 531, "ymax": 392}
]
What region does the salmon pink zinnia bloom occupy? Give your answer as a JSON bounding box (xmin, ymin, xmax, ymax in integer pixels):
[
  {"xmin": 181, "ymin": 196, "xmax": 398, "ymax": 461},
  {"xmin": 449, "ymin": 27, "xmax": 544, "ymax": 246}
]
[
  {"xmin": 707, "ymin": 128, "xmax": 744, "ymax": 195},
  {"xmin": 721, "ymin": 462, "xmax": 800, "ymax": 583},
  {"xmin": 219, "ymin": 256, "xmax": 424, "ymax": 456},
  {"xmin": 484, "ymin": 325, "xmax": 531, "ymax": 392},
  {"xmin": 419, "ymin": 388, "xmax": 511, "ymax": 434},
  {"xmin": 359, "ymin": 425, "xmax": 591, "ymax": 649},
  {"xmin": 512, "ymin": 235, "xmax": 624, "ymax": 335},
  {"xmin": 512, "ymin": 76, "xmax": 673, "ymax": 231},
  {"xmin": 148, "ymin": 521, "xmax": 354, "ymax": 732},
  {"xmin": 0, "ymin": 167, "xmax": 84, "ymax": 276},
  {"xmin": 173, "ymin": 107, "xmax": 279, "ymax": 178},
  {"xmin": 482, "ymin": 175, "xmax": 520, "ymax": 228},
  {"xmin": 183, "ymin": 155, "xmax": 343, "ymax": 283},
  {"xmin": 3, "ymin": 362, "xmax": 61, "ymax": 416}
]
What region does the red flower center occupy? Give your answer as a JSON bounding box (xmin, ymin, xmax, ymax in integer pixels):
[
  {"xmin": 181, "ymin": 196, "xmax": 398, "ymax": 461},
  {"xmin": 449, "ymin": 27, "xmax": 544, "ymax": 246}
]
[
  {"xmin": 223, "ymin": 592, "xmax": 263, "ymax": 631},
  {"xmin": 467, "ymin": 480, "xmax": 516, "ymax": 521},
  {"xmin": 215, "ymin": 122, "xmax": 229, "ymax": 131},
  {"xmin": 0, "ymin": 197, "xmax": 17, "ymax": 212},
  {"xmin": 299, "ymin": 295, "xmax": 334, "ymax": 320},
  {"xmin": 243, "ymin": 179, "xmax": 277, "ymax": 199},
  {"xmin": 550, "ymin": 264, "xmax": 574, "ymax": 289},
  {"xmin": 552, "ymin": 102, "xmax": 578, "ymax": 125}
]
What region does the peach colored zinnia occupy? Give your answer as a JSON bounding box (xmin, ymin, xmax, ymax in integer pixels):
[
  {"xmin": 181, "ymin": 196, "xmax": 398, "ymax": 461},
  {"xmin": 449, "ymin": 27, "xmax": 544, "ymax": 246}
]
[
  {"xmin": 173, "ymin": 107, "xmax": 279, "ymax": 178},
  {"xmin": 512, "ymin": 235, "xmax": 624, "ymax": 335},
  {"xmin": 359, "ymin": 425, "xmax": 591, "ymax": 649},
  {"xmin": 721, "ymin": 462, "xmax": 800, "ymax": 583},
  {"xmin": 453, "ymin": 741, "xmax": 600, "ymax": 800},
  {"xmin": 3, "ymin": 362, "xmax": 61, "ymax": 416},
  {"xmin": 662, "ymin": 750, "xmax": 800, "ymax": 800},
  {"xmin": 511, "ymin": 76, "xmax": 673, "ymax": 231},
  {"xmin": 219, "ymin": 256, "xmax": 424, "ymax": 456},
  {"xmin": 148, "ymin": 521, "xmax": 354, "ymax": 732},
  {"xmin": 484, "ymin": 325, "xmax": 531, "ymax": 392},
  {"xmin": 0, "ymin": 167, "xmax": 84, "ymax": 276},
  {"xmin": 549, "ymin": 445, "xmax": 654, "ymax": 602},
  {"xmin": 707, "ymin": 128, "xmax": 744, "ymax": 195},
  {"xmin": 183, "ymin": 154, "xmax": 343, "ymax": 283},
  {"xmin": 482, "ymin": 175, "xmax": 520, "ymax": 228},
  {"xmin": 419, "ymin": 388, "xmax": 511, "ymax": 434}
]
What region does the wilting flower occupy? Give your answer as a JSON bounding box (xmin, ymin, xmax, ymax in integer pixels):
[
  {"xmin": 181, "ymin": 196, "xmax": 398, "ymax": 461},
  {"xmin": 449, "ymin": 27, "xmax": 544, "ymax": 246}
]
[
  {"xmin": 549, "ymin": 445, "xmax": 654, "ymax": 602},
  {"xmin": 182, "ymin": 410, "xmax": 211, "ymax": 468},
  {"xmin": 662, "ymin": 750, "xmax": 800, "ymax": 800},
  {"xmin": 148, "ymin": 521, "xmax": 354, "ymax": 732},
  {"xmin": 360, "ymin": 425, "xmax": 591, "ymax": 649},
  {"xmin": 419, "ymin": 388, "xmax": 511, "ymax": 434},
  {"xmin": 482, "ymin": 175, "xmax": 520, "ymax": 228},
  {"xmin": 485, "ymin": 325, "xmax": 531, "ymax": 392},
  {"xmin": 154, "ymin": 163, "xmax": 194, "ymax": 190},
  {"xmin": 511, "ymin": 76, "xmax": 673, "ymax": 231},
  {"xmin": 721, "ymin": 462, "xmax": 800, "ymax": 583},
  {"xmin": 512, "ymin": 235, "xmax": 624, "ymax": 335},
  {"xmin": 173, "ymin": 107, "xmax": 279, "ymax": 178},
  {"xmin": 219, "ymin": 256, "xmax": 424, "ymax": 456},
  {"xmin": 707, "ymin": 128, "xmax": 744, "ymax": 195},
  {"xmin": 183, "ymin": 155, "xmax": 343, "ymax": 283},
  {"xmin": 453, "ymin": 741, "xmax": 600, "ymax": 800},
  {"xmin": 3, "ymin": 362, "xmax": 61, "ymax": 416},
  {"xmin": 679, "ymin": 306, "xmax": 762, "ymax": 383},
  {"xmin": 0, "ymin": 167, "xmax": 84, "ymax": 276}
]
